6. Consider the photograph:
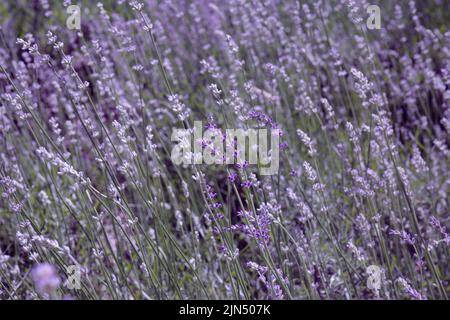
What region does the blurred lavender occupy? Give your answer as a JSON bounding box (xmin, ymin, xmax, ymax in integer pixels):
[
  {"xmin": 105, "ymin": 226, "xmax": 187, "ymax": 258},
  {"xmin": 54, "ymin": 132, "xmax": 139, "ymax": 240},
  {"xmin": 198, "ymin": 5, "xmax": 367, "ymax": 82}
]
[
  {"xmin": 0, "ymin": 0, "xmax": 449, "ymax": 300},
  {"xmin": 31, "ymin": 263, "xmax": 61, "ymax": 296}
]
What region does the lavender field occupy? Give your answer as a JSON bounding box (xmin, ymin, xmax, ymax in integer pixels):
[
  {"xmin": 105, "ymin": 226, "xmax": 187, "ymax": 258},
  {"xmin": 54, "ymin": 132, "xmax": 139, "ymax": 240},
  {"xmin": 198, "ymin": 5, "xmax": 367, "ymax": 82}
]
[{"xmin": 0, "ymin": 0, "xmax": 449, "ymax": 300}]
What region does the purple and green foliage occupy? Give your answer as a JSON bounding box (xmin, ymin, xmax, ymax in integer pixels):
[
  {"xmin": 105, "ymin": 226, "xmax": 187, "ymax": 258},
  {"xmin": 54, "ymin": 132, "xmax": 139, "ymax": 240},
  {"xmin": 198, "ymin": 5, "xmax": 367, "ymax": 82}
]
[{"xmin": 0, "ymin": 0, "xmax": 449, "ymax": 300}]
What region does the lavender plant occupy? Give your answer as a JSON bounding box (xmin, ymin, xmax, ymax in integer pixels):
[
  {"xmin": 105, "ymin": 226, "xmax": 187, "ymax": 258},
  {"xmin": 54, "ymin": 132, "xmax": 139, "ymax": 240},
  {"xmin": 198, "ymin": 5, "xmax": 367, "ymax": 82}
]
[{"xmin": 0, "ymin": 0, "xmax": 449, "ymax": 300}]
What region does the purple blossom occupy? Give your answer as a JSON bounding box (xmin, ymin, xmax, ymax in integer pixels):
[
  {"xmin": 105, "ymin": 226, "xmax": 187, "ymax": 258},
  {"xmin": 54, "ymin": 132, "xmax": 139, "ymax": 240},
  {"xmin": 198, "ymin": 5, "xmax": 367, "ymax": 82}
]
[
  {"xmin": 31, "ymin": 263, "xmax": 61, "ymax": 295},
  {"xmin": 0, "ymin": 0, "xmax": 448, "ymax": 301}
]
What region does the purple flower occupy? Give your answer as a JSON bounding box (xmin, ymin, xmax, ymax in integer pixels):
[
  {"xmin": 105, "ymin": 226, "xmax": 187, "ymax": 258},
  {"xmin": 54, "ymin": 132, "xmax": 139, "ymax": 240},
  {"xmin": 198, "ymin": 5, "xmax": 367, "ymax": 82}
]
[
  {"xmin": 241, "ymin": 180, "xmax": 252, "ymax": 189},
  {"xmin": 279, "ymin": 141, "xmax": 289, "ymax": 150},
  {"xmin": 389, "ymin": 229, "xmax": 416, "ymax": 246},
  {"xmin": 397, "ymin": 277, "xmax": 426, "ymax": 300},
  {"xmin": 31, "ymin": 263, "xmax": 61, "ymax": 294},
  {"xmin": 228, "ymin": 172, "xmax": 237, "ymax": 183}
]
